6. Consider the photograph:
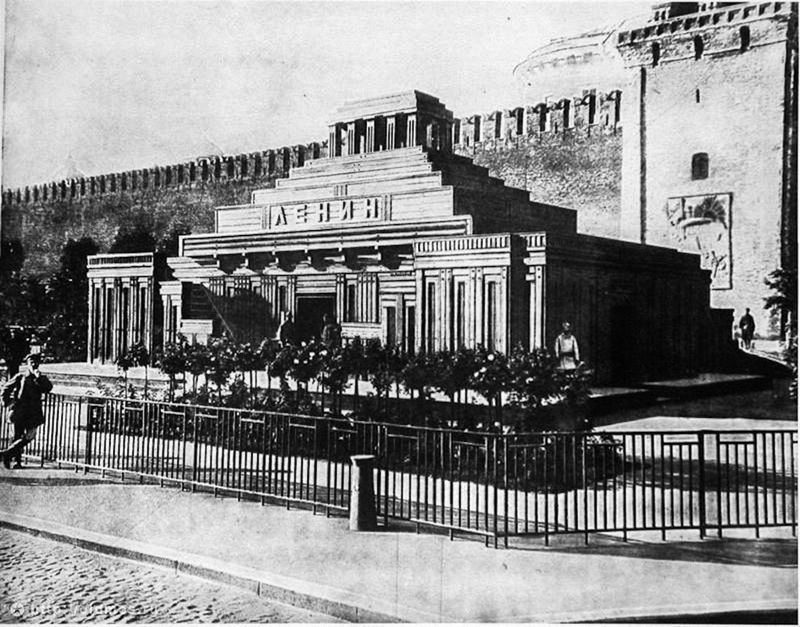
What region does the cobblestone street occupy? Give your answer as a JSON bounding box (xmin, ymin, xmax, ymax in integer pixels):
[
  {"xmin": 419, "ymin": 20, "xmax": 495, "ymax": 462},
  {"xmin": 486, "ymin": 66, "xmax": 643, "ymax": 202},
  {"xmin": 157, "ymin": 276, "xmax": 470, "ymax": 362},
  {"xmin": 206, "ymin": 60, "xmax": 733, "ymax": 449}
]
[{"xmin": 0, "ymin": 529, "xmax": 339, "ymax": 623}]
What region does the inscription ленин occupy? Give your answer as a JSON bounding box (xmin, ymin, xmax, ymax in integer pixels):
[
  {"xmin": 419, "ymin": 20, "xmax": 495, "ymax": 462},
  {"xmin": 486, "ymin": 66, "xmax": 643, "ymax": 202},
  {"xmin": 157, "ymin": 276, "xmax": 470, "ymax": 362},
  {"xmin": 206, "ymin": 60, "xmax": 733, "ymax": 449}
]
[{"xmin": 264, "ymin": 196, "xmax": 384, "ymax": 230}]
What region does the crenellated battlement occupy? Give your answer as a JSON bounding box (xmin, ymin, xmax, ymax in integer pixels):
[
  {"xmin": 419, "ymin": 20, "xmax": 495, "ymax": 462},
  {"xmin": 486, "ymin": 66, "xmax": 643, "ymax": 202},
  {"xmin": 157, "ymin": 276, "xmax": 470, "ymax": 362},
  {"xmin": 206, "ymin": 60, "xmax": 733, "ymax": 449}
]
[
  {"xmin": 2, "ymin": 142, "xmax": 323, "ymax": 208},
  {"xmin": 2, "ymin": 87, "xmax": 627, "ymax": 208},
  {"xmin": 452, "ymin": 89, "xmax": 622, "ymax": 154},
  {"xmin": 617, "ymin": 1, "xmax": 795, "ymax": 66}
]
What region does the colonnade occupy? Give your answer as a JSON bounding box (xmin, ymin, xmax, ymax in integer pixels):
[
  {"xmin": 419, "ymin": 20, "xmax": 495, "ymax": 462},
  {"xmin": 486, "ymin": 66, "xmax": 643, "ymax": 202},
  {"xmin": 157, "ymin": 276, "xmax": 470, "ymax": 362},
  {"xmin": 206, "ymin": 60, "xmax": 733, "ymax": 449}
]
[
  {"xmin": 87, "ymin": 275, "xmax": 154, "ymax": 364},
  {"xmin": 328, "ymin": 111, "xmax": 452, "ymax": 158}
]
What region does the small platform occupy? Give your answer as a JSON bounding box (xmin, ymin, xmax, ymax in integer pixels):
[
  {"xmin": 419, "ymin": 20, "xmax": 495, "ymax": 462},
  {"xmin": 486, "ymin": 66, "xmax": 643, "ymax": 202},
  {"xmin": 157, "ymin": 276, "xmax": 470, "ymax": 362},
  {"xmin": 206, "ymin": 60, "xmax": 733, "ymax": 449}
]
[
  {"xmin": 637, "ymin": 372, "xmax": 771, "ymax": 400},
  {"xmin": 35, "ymin": 364, "xmax": 776, "ymax": 417}
]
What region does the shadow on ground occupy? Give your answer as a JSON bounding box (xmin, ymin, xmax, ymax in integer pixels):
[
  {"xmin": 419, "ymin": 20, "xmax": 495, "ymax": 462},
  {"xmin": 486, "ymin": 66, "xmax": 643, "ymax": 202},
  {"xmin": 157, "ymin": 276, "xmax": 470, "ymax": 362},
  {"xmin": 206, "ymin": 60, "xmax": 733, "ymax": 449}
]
[
  {"xmin": 594, "ymin": 390, "xmax": 797, "ymax": 426},
  {"xmin": 0, "ymin": 473, "xmax": 116, "ymax": 487},
  {"xmin": 506, "ymin": 532, "xmax": 797, "ymax": 567}
]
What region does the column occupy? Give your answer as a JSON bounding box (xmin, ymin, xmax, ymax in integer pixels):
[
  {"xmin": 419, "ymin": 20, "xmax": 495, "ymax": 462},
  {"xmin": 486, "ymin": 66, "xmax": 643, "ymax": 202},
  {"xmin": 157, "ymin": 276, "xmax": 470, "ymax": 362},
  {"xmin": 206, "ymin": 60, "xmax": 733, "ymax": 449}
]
[
  {"xmin": 528, "ymin": 266, "xmax": 546, "ymax": 350},
  {"xmin": 113, "ymin": 278, "xmax": 123, "ymax": 361},
  {"xmin": 406, "ymin": 114, "xmax": 417, "ymax": 147},
  {"xmin": 441, "ymin": 269, "xmax": 452, "ymax": 351},
  {"xmin": 87, "ymin": 280, "xmax": 96, "ymax": 362},
  {"xmin": 365, "ymin": 119, "xmax": 375, "ymax": 153},
  {"xmin": 386, "ymin": 116, "xmax": 396, "ymax": 151},
  {"xmin": 130, "ymin": 278, "xmax": 140, "ymax": 347},
  {"xmin": 328, "ymin": 125, "xmax": 338, "ymax": 158},
  {"xmin": 161, "ymin": 294, "xmax": 172, "ymax": 346},
  {"xmin": 466, "ymin": 269, "xmax": 476, "ymax": 347},
  {"xmin": 346, "ymin": 122, "xmax": 356, "ymax": 156},
  {"xmin": 474, "ymin": 269, "xmax": 484, "ymax": 347},
  {"xmin": 98, "ymin": 281, "xmax": 107, "ymax": 363},
  {"xmin": 144, "ymin": 277, "xmax": 153, "ymax": 354},
  {"xmin": 287, "ymin": 276, "xmax": 297, "ymax": 316},
  {"xmin": 414, "ymin": 269, "xmax": 424, "ymax": 352},
  {"xmin": 499, "ymin": 268, "xmax": 508, "ymax": 354},
  {"xmin": 336, "ymin": 274, "xmax": 346, "ymax": 323}
]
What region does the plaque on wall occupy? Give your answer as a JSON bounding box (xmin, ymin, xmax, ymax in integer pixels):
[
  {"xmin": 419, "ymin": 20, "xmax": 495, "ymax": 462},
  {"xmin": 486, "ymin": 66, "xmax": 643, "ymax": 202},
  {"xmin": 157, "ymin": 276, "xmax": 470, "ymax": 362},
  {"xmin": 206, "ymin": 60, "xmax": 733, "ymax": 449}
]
[{"xmin": 665, "ymin": 192, "xmax": 732, "ymax": 290}]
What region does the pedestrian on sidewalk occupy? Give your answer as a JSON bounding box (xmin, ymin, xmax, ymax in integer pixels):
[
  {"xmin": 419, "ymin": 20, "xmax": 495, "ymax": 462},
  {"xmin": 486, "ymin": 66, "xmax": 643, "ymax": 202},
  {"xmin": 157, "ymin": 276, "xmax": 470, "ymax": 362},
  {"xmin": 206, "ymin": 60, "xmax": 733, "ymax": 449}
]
[
  {"xmin": 1, "ymin": 353, "xmax": 52, "ymax": 469},
  {"xmin": 739, "ymin": 308, "xmax": 756, "ymax": 350},
  {"xmin": 554, "ymin": 322, "xmax": 581, "ymax": 372}
]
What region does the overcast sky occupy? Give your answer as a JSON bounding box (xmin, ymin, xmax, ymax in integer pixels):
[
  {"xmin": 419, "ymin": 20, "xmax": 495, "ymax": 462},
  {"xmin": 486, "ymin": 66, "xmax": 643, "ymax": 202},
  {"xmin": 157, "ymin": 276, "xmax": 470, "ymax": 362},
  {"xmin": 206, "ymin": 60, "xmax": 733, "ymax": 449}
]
[{"xmin": 2, "ymin": 0, "xmax": 646, "ymax": 189}]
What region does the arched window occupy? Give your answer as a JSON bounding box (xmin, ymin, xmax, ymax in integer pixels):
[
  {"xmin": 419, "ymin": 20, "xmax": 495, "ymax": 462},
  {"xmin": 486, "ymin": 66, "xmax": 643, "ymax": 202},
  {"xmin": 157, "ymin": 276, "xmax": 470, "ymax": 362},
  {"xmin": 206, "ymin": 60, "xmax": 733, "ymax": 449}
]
[
  {"xmin": 740, "ymin": 25, "xmax": 751, "ymax": 51},
  {"xmin": 691, "ymin": 152, "xmax": 709, "ymax": 180},
  {"xmin": 494, "ymin": 112, "xmax": 502, "ymax": 139},
  {"xmin": 473, "ymin": 116, "xmax": 482, "ymax": 143},
  {"xmin": 652, "ymin": 42, "xmax": 661, "ymax": 66},
  {"xmin": 693, "ymin": 35, "xmax": 704, "ymax": 59}
]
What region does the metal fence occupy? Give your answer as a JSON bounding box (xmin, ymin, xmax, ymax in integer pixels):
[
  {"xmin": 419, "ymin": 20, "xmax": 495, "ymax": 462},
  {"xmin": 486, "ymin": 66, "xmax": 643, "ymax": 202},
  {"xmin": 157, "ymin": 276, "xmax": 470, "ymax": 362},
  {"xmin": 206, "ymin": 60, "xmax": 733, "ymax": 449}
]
[{"xmin": 3, "ymin": 394, "xmax": 796, "ymax": 547}]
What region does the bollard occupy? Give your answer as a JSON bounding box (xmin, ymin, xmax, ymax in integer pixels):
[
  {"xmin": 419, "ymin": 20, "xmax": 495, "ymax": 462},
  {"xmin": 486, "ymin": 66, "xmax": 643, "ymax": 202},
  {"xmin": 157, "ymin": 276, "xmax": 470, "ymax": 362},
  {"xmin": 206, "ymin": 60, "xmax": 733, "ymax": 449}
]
[{"xmin": 349, "ymin": 454, "xmax": 378, "ymax": 531}]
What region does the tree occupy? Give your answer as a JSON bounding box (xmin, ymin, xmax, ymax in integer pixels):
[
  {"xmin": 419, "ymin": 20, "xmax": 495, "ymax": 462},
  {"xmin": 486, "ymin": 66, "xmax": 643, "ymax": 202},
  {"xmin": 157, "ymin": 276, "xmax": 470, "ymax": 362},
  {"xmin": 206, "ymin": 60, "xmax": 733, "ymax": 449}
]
[
  {"xmin": 0, "ymin": 239, "xmax": 25, "ymax": 278},
  {"xmin": 764, "ymin": 268, "xmax": 797, "ymax": 339},
  {"xmin": 109, "ymin": 224, "xmax": 156, "ymax": 254},
  {"xmin": 156, "ymin": 339, "xmax": 188, "ymax": 401},
  {"xmin": 44, "ymin": 237, "xmax": 99, "ymax": 361},
  {"xmin": 469, "ymin": 348, "xmax": 511, "ymax": 429}
]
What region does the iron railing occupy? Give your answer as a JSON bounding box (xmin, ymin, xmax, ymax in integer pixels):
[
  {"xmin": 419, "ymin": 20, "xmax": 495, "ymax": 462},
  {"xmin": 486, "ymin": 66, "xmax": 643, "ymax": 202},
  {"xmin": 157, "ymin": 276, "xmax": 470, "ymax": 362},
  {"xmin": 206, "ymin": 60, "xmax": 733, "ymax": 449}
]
[{"xmin": 2, "ymin": 394, "xmax": 796, "ymax": 547}]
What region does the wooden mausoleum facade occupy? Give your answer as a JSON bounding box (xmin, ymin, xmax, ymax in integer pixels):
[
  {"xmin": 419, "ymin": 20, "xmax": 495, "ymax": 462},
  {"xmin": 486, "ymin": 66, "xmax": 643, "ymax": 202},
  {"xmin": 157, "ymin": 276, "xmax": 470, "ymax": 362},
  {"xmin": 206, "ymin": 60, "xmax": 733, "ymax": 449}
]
[{"xmin": 87, "ymin": 91, "xmax": 727, "ymax": 384}]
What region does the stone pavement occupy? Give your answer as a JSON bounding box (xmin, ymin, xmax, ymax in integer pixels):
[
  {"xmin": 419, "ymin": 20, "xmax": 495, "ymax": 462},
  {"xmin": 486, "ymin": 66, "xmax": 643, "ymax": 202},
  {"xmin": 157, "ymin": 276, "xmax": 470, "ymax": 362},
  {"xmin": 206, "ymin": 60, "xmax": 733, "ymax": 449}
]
[
  {"xmin": 0, "ymin": 466, "xmax": 796, "ymax": 623},
  {"xmin": 0, "ymin": 528, "xmax": 338, "ymax": 623}
]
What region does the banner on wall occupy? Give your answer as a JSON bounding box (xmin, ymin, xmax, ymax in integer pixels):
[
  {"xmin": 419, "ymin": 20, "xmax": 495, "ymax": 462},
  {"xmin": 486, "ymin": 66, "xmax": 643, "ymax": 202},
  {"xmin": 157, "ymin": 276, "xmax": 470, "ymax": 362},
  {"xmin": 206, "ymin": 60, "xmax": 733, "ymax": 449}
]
[{"xmin": 665, "ymin": 193, "xmax": 732, "ymax": 290}]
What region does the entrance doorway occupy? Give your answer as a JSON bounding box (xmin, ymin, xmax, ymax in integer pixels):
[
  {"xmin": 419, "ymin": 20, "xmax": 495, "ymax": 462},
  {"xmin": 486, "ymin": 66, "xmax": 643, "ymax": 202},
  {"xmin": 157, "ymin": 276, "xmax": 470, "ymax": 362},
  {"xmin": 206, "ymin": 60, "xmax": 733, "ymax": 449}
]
[{"xmin": 295, "ymin": 296, "xmax": 335, "ymax": 343}]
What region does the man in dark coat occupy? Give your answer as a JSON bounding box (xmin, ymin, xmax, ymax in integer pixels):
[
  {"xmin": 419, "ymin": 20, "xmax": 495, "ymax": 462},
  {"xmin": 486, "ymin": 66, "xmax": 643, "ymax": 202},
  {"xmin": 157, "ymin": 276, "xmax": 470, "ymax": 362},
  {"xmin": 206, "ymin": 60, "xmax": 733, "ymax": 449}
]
[
  {"xmin": 2, "ymin": 353, "xmax": 52, "ymax": 469},
  {"xmin": 738, "ymin": 308, "xmax": 756, "ymax": 350}
]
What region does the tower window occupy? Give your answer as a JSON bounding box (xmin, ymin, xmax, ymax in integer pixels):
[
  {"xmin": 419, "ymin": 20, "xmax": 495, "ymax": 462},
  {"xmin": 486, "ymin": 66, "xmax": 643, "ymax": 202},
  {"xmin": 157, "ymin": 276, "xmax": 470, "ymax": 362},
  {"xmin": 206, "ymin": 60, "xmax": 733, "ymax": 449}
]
[
  {"xmin": 473, "ymin": 116, "xmax": 482, "ymax": 143},
  {"xmin": 691, "ymin": 152, "xmax": 709, "ymax": 180},
  {"xmin": 740, "ymin": 25, "xmax": 751, "ymax": 51},
  {"xmin": 652, "ymin": 42, "xmax": 661, "ymax": 66},
  {"xmin": 693, "ymin": 35, "xmax": 704, "ymax": 59},
  {"xmin": 696, "ymin": 88, "xmax": 701, "ymax": 103},
  {"xmin": 494, "ymin": 112, "xmax": 502, "ymax": 139}
]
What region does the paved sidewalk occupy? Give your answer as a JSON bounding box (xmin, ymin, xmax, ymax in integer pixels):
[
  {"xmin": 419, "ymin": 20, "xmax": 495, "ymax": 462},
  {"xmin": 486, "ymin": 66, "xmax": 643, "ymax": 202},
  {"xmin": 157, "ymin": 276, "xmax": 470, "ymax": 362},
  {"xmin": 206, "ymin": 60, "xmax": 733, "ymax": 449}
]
[{"xmin": 0, "ymin": 467, "xmax": 795, "ymax": 623}]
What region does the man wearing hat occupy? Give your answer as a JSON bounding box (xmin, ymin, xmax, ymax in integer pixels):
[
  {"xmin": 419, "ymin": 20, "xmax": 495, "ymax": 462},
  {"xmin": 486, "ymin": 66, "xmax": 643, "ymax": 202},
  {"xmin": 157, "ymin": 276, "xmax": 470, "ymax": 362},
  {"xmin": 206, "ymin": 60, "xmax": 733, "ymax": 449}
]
[{"xmin": 1, "ymin": 353, "xmax": 52, "ymax": 469}]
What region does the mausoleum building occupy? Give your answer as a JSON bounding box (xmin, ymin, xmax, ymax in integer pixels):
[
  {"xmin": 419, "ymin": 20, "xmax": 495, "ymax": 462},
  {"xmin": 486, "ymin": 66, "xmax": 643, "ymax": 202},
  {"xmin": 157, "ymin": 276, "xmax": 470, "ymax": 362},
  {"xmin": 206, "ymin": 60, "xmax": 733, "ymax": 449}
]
[{"xmin": 87, "ymin": 91, "xmax": 727, "ymax": 384}]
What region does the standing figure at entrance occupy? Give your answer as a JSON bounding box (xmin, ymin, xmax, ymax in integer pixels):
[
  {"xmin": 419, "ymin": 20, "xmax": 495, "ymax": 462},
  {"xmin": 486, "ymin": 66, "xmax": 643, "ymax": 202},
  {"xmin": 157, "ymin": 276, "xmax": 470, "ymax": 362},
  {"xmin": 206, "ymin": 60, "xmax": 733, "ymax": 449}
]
[
  {"xmin": 1, "ymin": 353, "xmax": 52, "ymax": 469},
  {"xmin": 277, "ymin": 312, "xmax": 296, "ymax": 347},
  {"xmin": 321, "ymin": 314, "xmax": 342, "ymax": 349},
  {"xmin": 738, "ymin": 308, "xmax": 756, "ymax": 350},
  {"xmin": 555, "ymin": 322, "xmax": 580, "ymax": 372}
]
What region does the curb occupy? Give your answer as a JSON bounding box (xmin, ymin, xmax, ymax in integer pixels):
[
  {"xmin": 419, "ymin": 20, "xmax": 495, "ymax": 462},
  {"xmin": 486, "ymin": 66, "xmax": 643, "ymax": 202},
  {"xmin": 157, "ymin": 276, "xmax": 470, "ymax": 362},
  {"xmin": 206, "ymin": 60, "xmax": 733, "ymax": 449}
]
[
  {"xmin": 1, "ymin": 510, "xmax": 796, "ymax": 624},
  {"xmin": 0, "ymin": 511, "xmax": 426, "ymax": 624}
]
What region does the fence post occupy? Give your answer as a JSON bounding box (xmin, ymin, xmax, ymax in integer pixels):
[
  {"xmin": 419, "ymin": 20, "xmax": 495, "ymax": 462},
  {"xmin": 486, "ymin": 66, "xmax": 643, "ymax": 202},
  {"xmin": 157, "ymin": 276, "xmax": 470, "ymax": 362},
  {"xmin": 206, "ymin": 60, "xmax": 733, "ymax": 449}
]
[
  {"xmin": 698, "ymin": 431, "xmax": 706, "ymax": 539},
  {"xmin": 84, "ymin": 399, "xmax": 96, "ymax": 472},
  {"xmin": 349, "ymin": 454, "xmax": 377, "ymax": 531}
]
